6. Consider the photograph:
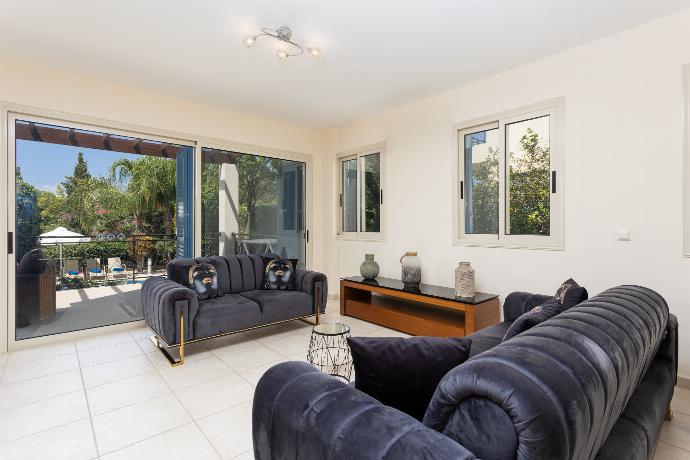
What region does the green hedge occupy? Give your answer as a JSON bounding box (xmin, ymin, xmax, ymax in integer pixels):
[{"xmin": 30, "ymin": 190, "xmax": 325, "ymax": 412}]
[{"xmin": 41, "ymin": 241, "xmax": 129, "ymax": 267}]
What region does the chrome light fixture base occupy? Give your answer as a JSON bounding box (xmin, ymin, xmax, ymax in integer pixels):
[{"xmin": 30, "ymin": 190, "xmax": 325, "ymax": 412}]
[{"xmin": 244, "ymin": 25, "xmax": 321, "ymax": 60}]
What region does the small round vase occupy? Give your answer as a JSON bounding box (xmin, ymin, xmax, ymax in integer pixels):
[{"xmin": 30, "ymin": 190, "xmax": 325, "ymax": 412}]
[
  {"xmin": 455, "ymin": 262, "xmax": 475, "ymax": 298},
  {"xmin": 360, "ymin": 254, "xmax": 379, "ymax": 280},
  {"xmin": 400, "ymin": 251, "xmax": 421, "ymax": 287}
]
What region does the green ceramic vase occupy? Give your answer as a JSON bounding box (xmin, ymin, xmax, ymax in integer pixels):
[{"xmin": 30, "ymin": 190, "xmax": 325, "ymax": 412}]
[{"xmin": 360, "ymin": 254, "xmax": 379, "ymax": 280}]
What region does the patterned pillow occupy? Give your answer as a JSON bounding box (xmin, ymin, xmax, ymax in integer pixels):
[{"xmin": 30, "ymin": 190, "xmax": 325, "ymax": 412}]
[
  {"xmin": 554, "ymin": 278, "xmax": 588, "ymax": 309},
  {"xmin": 262, "ymin": 257, "xmax": 298, "ymax": 290},
  {"xmin": 188, "ymin": 263, "xmax": 218, "ymax": 300},
  {"xmin": 503, "ymin": 299, "xmax": 562, "ymax": 342}
]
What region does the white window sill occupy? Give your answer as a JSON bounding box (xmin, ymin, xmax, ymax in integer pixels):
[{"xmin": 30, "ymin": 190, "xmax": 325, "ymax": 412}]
[
  {"xmin": 453, "ymin": 240, "xmax": 563, "ymax": 251},
  {"xmin": 336, "ymin": 234, "xmax": 386, "ymax": 243}
]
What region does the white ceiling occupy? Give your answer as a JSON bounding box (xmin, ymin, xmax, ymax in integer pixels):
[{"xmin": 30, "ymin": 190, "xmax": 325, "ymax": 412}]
[{"xmin": 1, "ymin": 0, "xmax": 690, "ymax": 127}]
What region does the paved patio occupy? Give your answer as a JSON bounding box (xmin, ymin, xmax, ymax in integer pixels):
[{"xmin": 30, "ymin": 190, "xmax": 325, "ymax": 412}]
[{"xmin": 16, "ymin": 283, "xmax": 145, "ymax": 340}]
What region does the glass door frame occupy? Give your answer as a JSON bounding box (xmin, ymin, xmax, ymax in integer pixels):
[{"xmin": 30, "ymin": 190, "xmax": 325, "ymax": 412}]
[
  {"xmin": 198, "ymin": 139, "xmax": 313, "ymax": 268},
  {"xmin": 1, "ymin": 103, "xmax": 314, "ymax": 353},
  {"xmin": 2, "ymin": 105, "xmax": 198, "ymax": 352}
]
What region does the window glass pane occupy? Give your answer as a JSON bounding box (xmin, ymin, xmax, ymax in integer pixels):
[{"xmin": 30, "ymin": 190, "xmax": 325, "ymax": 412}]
[
  {"xmin": 505, "ymin": 115, "xmax": 550, "ymax": 236},
  {"xmin": 464, "ymin": 128, "xmax": 499, "ymax": 234},
  {"xmin": 341, "ymin": 158, "xmax": 357, "ymax": 232},
  {"xmin": 361, "ymin": 153, "xmax": 380, "ymax": 233},
  {"xmin": 201, "ymin": 148, "xmax": 306, "ymax": 266}
]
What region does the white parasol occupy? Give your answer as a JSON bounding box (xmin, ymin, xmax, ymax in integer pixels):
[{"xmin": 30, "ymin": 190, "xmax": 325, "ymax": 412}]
[{"xmin": 38, "ymin": 227, "xmax": 91, "ymax": 276}]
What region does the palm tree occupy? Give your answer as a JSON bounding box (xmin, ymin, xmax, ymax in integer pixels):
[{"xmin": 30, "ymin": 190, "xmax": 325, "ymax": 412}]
[{"xmin": 110, "ymin": 157, "xmax": 176, "ymax": 234}]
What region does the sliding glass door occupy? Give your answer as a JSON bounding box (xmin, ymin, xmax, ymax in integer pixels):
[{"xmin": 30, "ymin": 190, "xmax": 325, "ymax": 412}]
[
  {"xmin": 200, "ymin": 147, "xmax": 307, "ymax": 266},
  {"xmin": 9, "ymin": 116, "xmax": 194, "ymax": 341},
  {"xmin": 5, "ymin": 112, "xmax": 311, "ymax": 346}
]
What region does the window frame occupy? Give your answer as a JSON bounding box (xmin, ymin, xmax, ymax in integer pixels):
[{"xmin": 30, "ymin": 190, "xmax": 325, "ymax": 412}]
[
  {"xmin": 683, "ymin": 64, "xmax": 690, "ymax": 257},
  {"xmin": 453, "ymin": 98, "xmax": 564, "ymax": 249},
  {"xmin": 336, "ymin": 142, "xmax": 385, "ymax": 241}
]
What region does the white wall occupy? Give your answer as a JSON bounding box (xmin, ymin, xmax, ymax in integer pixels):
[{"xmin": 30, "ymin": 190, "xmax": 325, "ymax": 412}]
[{"xmin": 325, "ymin": 8, "xmax": 690, "ymax": 377}]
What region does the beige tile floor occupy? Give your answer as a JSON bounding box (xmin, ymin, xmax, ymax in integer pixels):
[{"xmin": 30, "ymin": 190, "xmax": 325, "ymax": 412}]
[{"xmin": 0, "ymin": 309, "xmax": 688, "ymax": 459}]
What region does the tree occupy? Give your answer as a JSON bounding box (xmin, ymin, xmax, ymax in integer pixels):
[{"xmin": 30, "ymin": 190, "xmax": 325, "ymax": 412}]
[
  {"xmin": 507, "ymin": 128, "xmax": 550, "ymax": 235},
  {"xmin": 110, "ymin": 156, "xmax": 176, "ymax": 234},
  {"xmin": 237, "ymin": 155, "xmax": 278, "ymax": 234},
  {"xmin": 201, "ymin": 162, "xmax": 220, "ymax": 255},
  {"xmin": 15, "ymin": 167, "xmax": 40, "ymax": 258},
  {"xmin": 37, "ymin": 189, "xmax": 66, "ymax": 233},
  {"xmin": 363, "ymin": 156, "xmax": 381, "ymax": 232},
  {"xmin": 467, "ymin": 127, "xmax": 549, "ymax": 235},
  {"xmin": 61, "ymin": 152, "xmax": 97, "ymax": 234},
  {"xmin": 468, "ymin": 147, "xmax": 499, "ymax": 234}
]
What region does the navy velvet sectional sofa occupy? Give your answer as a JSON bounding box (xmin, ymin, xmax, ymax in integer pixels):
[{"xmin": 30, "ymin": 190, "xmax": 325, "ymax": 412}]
[
  {"xmin": 253, "ymin": 285, "xmax": 677, "ymax": 460},
  {"xmin": 141, "ymin": 254, "xmax": 327, "ymax": 366}
]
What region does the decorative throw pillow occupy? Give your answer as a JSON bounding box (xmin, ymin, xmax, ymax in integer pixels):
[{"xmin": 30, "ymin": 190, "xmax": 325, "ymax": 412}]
[
  {"xmin": 502, "ymin": 299, "xmax": 562, "ymax": 342},
  {"xmin": 502, "ymin": 279, "xmax": 588, "ymax": 342},
  {"xmin": 188, "ymin": 263, "xmax": 219, "ymax": 300},
  {"xmin": 554, "ymin": 278, "xmax": 588, "ymax": 309},
  {"xmin": 347, "ymin": 336, "xmax": 472, "ymax": 421},
  {"xmin": 262, "ymin": 257, "xmax": 298, "ymax": 290}
]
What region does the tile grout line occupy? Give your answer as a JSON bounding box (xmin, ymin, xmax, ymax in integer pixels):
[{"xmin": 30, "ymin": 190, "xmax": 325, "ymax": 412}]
[
  {"xmin": 74, "ymin": 340, "xmax": 103, "ymax": 458},
  {"xmin": 133, "ymin": 329, "xmax": 225, "ymax": 460},
  {"xmin": 0, "ymin": 416, "xmax": 92, "ymax": 448},
  {"xmin": 0, "ymin": 352, "xmax": 10, "ymax": 383},
  {"xmin": 1, "ymin": 342, "xmax": 145, "ymax": 388},
  {"xmin": 0, "ymin": 385, "xmax": 84, "ymax": 414},
  {"xmin": 231, "ymin": 448, "xmax": 253, "ymax": 459},
  {"xmin": 96, "ymin": 421, "xmax": 199, "ymax": 458}
]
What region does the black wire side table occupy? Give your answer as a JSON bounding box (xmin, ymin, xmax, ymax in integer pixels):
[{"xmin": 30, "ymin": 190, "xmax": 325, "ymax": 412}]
[{"xmin": 307, "ymin": 323, "xmax": 353, "ymax": 382}]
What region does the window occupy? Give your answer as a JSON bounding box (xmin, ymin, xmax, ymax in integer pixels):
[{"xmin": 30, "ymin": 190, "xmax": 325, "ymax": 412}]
[
  {"xmin": 337, "ymin": 144, "xmax": 384, "ymax": 239},
  {"xmin": 455, "ymin": 99, "xmax": 563, "ymax": 248}
]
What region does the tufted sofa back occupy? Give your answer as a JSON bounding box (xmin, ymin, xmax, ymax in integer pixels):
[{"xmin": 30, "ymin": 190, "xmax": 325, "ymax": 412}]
[
  {"xmin": 168, "ymin": 253, "xmax": 276, "ymax": 294},
  {"xmin": 423, "ymin": 286, "xmax": 670, "ymax": 460}
]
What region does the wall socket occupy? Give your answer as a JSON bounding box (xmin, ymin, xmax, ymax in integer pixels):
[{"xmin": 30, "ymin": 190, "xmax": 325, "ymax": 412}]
[{"xmin": 617, "ymin": 229, "xmax": 631, "ymax": 241}]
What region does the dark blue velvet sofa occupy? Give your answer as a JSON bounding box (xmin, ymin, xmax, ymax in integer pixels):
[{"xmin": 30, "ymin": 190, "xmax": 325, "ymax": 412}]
[
  {"xmin": 252, "ymin": 286, "xmax": 677, "ymax": 459},
  {"xmin": 141, "ymin": 254, "xmax": 327, "ymax": 366}
]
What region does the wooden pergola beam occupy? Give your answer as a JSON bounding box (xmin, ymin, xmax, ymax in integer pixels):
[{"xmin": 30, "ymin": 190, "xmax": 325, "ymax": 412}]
[{"xmin": 14, "ymin": 121, "xmax": 183, "ymax": 159}]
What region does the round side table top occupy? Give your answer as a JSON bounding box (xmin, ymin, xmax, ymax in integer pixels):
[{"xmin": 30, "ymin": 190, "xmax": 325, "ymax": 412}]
[{"xmin": 312, "ymin": 322, "xmax": 351, "ymax": 336}]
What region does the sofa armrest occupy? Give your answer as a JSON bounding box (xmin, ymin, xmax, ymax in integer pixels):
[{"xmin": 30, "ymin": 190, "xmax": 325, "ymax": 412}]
[
  {"xmin": 294, "ymin": 269, "xmax": 327, "ymax": 313},
  {"xmin": 502, "ymin": 291, "xmax": 552, "ymax": 321},
  {"xmin": 253, "ymin": 361, "xmax": 477, "ymax": 460},
  {"xmin": 657, "ymin": 313, "xmax": 679, "ymax": 384},
  {"xmin": 141, "ymin": 277, "xmax": 199, "ymax": 345}
]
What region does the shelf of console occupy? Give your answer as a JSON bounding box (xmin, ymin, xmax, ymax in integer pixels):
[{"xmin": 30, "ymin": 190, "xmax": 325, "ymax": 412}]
[{"xmin": 340, "ymin": 278, "xmax": 500, "ymax": 337}]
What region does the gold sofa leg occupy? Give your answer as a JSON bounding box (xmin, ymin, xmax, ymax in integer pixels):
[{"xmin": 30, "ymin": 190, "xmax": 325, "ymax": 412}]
[
  {"xmin": 150, "ymin": 309, "xmax": 185, "ymax": 367},
  {"xmin": 315, "ymin": 284, "xmax": 321, "ymax": 325}
]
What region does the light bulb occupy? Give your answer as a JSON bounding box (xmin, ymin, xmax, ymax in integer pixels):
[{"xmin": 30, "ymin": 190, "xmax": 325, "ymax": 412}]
[
  {"xmin": 308, "ymin": 47, "xmax": 321, "ymax": 58},
  {"xmin": 243, "ymin": 35, "xmax": 256, "ymax": 48},
  {"xmin": 276, "ymin": 48, "xmax": 289, "ymax": 60}
]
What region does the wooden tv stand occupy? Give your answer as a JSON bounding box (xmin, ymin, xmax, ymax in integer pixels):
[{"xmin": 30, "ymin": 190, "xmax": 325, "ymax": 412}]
[{"xmin": 340, "ymin": 277, "xmax": 499, "ymax": 337}]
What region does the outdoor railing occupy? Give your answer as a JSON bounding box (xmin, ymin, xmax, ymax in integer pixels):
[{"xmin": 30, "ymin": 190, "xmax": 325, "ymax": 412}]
[{"xmin": 17, "ymin": 233, "xmax": 177, "ymax": 290}]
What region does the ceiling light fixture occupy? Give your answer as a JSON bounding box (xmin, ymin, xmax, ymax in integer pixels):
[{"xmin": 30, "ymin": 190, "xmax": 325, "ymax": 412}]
[{"xmin": 243, "ymin": 26, "xmax": 321, "ymax": 60}]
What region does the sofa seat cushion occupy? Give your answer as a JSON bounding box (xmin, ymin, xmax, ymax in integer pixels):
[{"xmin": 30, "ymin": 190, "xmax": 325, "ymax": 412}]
[
  {"xmin": 194, "ymin": 294, "xmax": 261, "ymax": 339},
  {"xmin": 466, "ymin": 321, "xmax": 512, "ymax": 357},
  {"xmin": 239, "ymin": 290, "xmax": 312, "ymax": 323}
]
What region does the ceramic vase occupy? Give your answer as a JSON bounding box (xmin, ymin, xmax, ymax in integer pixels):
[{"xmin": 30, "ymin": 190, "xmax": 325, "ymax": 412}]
[
  {"xmin": 400, "ymin": 252, "xmax": 422, "ymax": 287},
  {"xmin": 360, "ymin": 254, "xmax": 379, "ymax": 280},
  {"xmin": 455, "ymin": 262, "xmax": 475, "ymax": 298}
]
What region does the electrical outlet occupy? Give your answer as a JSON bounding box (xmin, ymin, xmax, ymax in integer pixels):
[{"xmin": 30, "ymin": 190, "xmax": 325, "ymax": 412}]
[{"xmin": 617, "ymin": 229, "xmax": 631, "ymax": 241}]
